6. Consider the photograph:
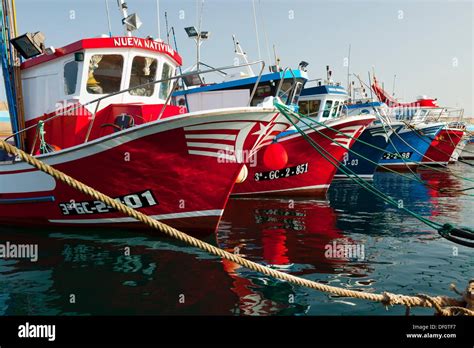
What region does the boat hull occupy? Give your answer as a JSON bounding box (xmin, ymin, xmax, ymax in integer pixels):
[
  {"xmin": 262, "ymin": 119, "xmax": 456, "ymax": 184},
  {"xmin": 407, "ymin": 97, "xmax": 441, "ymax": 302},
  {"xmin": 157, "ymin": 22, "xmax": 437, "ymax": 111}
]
[
  {"xmin": 0, "ymin": 107, "xmax": 289, "ymax": 235},
  {"xmin": 378, "ymin": 123, "xmax": 443, "ymax": 170},
  {"xmin": 422, "ymin": 128, "xmax": 465, "ymax": 165},
  {"xmin": 334, "ymin": 124, "xmax": 402, "ymax": 179},
  {"xmin": 231, "ymin": 116, "xmax": 375, "ymax": 197}
]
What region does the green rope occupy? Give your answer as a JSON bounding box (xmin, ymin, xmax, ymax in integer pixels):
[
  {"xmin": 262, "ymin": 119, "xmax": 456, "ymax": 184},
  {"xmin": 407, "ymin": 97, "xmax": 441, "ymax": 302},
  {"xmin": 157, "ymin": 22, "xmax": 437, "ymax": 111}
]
[
  {"xmin": 402, "ymin": 121, "xmax": 474, "ymax": 167},
  {"xmin": 275, "ymin": 103, "xmax": 442, "ymax": 230},
  {"xmin": 38, "ymin": 121, "xmax": 47, "ymax": 154},
  {"xmin": 294, "ymin": 116, "xmax": 474, "ymax": 196},
  {"xmin": 286, "ymin": 109, "xmax": 474, "ymax": 193}
]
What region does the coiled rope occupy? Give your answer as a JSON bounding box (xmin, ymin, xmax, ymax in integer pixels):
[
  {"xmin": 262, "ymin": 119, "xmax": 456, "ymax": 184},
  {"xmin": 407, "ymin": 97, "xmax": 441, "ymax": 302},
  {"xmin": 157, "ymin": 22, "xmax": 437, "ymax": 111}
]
[{"xmin": 0, "ymin": 139, "xmax": 472, "ymax": 315}]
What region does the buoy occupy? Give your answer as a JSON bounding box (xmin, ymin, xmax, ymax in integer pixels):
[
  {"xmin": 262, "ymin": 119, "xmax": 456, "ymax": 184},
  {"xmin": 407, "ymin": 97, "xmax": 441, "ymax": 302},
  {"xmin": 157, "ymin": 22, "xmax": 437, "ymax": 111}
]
[
  {"xmin": 263, "ymin": 142, "xmax": 288, "ymax": 170},
  {"xmin": 235, "ymin": 164, "xmax": 248, "ymax": 184}
]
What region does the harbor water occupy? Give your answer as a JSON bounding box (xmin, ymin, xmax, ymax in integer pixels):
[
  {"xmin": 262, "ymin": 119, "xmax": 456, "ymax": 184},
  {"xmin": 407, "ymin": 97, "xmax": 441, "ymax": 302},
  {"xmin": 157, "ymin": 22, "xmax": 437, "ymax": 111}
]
[{"xmin": 0, "ymin": 163, "xmax": 472, "ymax": 316}]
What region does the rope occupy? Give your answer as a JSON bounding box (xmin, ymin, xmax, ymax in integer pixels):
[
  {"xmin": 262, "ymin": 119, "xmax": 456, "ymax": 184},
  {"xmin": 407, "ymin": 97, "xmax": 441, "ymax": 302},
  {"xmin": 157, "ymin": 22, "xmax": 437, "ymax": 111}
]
[
  {"xmin": 274, "ymin": 103, "xmax": 474, "ymax": 247},
  {"xmin": 402, "ymin": 121, "xmax": 474, "ymax": 167},
  {"xmin": 0, "ymin": 138, "xmax": 472, "ymax": 315},
  {"xmin": 294, "ymin": 115, "xmax": 474, "ymax": 196}
]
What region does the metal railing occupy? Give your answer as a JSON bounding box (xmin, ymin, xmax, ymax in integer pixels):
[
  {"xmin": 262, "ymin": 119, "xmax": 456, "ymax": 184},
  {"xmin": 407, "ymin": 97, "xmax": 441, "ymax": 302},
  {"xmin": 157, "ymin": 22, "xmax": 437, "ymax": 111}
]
[{"xmin": 5, "ymin": 60, "xmax": 267, "ymax": 154}]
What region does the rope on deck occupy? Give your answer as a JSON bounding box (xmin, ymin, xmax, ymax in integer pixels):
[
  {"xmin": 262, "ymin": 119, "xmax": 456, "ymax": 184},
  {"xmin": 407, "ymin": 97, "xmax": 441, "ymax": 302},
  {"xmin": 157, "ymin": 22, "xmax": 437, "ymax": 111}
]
[{"xmin": 0, "ymin": 139, "xmax": 472, "ymax": 316}]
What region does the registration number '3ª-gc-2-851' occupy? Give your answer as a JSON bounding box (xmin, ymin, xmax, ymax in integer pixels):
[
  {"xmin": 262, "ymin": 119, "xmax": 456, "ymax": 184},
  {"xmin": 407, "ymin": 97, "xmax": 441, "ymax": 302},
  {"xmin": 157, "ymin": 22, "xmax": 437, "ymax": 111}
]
[
  {"xmin": 254, "ymin": 163, "xmax": 309, "ymax": 181},
  {"xmin": 59, "ymin": 190, "xmax": 158, "ymax": 216}
]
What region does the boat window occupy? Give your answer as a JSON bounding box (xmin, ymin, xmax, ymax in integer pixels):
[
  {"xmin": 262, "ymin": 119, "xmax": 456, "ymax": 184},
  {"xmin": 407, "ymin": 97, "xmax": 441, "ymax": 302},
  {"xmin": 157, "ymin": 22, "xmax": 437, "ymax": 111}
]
[
  {"xmin": 298, "ymin": 100, "xmax": 309, "ymax": 114},
  {"xmin": 159, "ymin": 63, "xmax": 174, "ymax": 100},
  {"xmin": 129, "ymin": 56, "xmax": 158, "ymax": 97},
  {"xmin": 64, "ymin": 61, "xmax": 78, "ymax": 95},
  {"xmin": 308, "ymin": 100, "xmax": 321, "ymax": 117},
  {"xmin": 87, "ymin": 54, "xmax": 124, "ymax": 94},
  {"xmin": 331, "ymin": 101, "xmax": 340, "ymax": 117},
  {"xmin": 252, "ymin": 85, "xmax": 272, "ymax": 106},
  {"xmin": 322, "ymin": 100, "xmax": 333, "ymax": 117}
]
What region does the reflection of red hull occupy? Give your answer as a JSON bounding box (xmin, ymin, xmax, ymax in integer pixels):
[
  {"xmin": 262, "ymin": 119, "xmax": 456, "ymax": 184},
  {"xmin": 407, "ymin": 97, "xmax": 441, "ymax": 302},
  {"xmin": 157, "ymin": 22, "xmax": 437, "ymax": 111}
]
[
  {"xmin": 0, "ymin": 108, "xmax": 289, "ymax": 236},
  {"xmin": 219, "ymin": 198, "xmax": 367, "ymax": 275},
  {"xmin": 422, "ymin": 128, "xmax": 464, "ymax": 165},
  {"xmin": 232, "ymin": 116, "xmax": 374, "ymax": 197}
]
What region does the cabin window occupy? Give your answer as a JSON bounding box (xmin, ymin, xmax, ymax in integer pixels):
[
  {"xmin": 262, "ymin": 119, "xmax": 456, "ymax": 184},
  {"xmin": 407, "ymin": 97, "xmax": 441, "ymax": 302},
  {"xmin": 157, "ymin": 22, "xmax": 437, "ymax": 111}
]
[
  {"xmin": 252, "ymin": 85, "xmax": 272, "ymax": 106},
  {"xmin": 322, "ymin": 100, "xmax": 333, "ymax": 117},
  {"xmin": 87, "ymin": 54, "xmax": 124, "ymax": 94},
  {"xmin": 308, "ymin": 100, "xmax": 321, "ymax": 116},
  {"xmin": 298, "ymin": 100, "xmax": 309, "ymax": 114},
  {"xmin": 331, "ymin": 101, "xmax": 340, "ymax": 117},
  {"xmin": 64, "ymin": 61, "xmax": 78, "ymax": 95},
  {"xmin": 129, "ymin": 56, "xmax": 158, "ymax": 97},
  {"xmin": 159, "ymin": 63, "xmax": 174, "ymax": 99}
]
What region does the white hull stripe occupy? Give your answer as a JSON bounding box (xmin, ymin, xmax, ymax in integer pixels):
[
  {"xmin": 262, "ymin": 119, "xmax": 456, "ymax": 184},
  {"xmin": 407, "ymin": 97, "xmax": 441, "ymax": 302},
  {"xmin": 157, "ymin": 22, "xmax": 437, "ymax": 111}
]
[
  {"xmin": 185, "ymin": 134, "xmax": 237, "ymax": 140},
  {"xmin": 184, "ymin": 122, "xmax": 253, "ymax": 131},
  {"xmin": 187, "ymin": 142, "xmax": 235, "ymax": 151},
  {"xmin": 49, "ymin": 209, "xmax": 224, "ymax": 224},
  {"xmin": 0, "ymin": 171, "xmax": 56, "ymax": 193},
  {"xmin": 232, "ymin": 184, "xmax": 330, "ymax": 196}
]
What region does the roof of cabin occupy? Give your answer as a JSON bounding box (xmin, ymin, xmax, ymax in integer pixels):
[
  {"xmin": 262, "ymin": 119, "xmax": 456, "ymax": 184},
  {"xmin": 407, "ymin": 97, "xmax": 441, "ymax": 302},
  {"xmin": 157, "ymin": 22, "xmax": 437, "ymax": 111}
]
[
  {"xmin": 301, "ymin": 85, "xmax": 348, "ymax": 96},
  {"xmin": 346, "ymin": 101, "xmax": 383, "ymax": 109},
  {"xmin": 173, "ymin": 70, "xmax": 308, "ymax": 97},
  {"xmin": 21, "ymin": 36, "xmax": 183, "ymax": 70}
]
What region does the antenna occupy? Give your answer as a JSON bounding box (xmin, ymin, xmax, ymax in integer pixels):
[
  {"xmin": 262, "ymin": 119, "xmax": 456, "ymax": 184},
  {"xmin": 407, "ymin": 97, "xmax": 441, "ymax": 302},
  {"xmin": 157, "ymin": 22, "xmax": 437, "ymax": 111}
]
[
  {"xmin": 346, "ymin": 44, "xmax": 351, "ymax": 97},
  {"xmin": 165, "ymin": 11, "xmax": 170, "ymax": 44},
  {"xmin": 392, "ymin": 74, "xmax": 397, "ymax": 97},
  {"xmin": 156, "ymin": 0, "xmax": 161, "ymax": 39},
  {"xmin": 273, "ymin": 44, "xmax": 280, "ymax": 71},
  {"xmin": 104, "ymin": 0, "xmax": 112, "ymax": 37},
  {"xmin": 232, "ymin": 35, "xmax": 255, "ymax": 77},
  {"xmin": 251, "ymin": 0, "xmax": 261, "ymax": 60},
  {"xmin": 368, "ymin": 71, "xmax": 374, "ymax": 101}
]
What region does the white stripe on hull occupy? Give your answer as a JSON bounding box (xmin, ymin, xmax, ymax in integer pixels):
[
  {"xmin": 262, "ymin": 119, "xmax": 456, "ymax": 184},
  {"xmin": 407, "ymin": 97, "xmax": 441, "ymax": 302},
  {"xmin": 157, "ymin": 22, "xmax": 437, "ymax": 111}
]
[
  {"xmin": 0, "ymin": 171, "xmax": 56, "ymax": 193},
  {"xmin": 49, "ymin": 209, "xmax": 224, "ymax": 224}
]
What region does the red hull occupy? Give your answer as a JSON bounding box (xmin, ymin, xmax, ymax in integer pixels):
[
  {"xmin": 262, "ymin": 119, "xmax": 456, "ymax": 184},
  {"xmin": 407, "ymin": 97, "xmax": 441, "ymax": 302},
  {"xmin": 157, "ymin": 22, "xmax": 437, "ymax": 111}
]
[
  {"xmin": 0, "ymin": 108, "xmax": 290, "ymax": 235},
  {"xmin": 232, "ymin": 116, "xmax": 375, "ymax": 197},
  {"xmin": 422, "ymin": 128, "xmax": 464, "ymax": 165}
]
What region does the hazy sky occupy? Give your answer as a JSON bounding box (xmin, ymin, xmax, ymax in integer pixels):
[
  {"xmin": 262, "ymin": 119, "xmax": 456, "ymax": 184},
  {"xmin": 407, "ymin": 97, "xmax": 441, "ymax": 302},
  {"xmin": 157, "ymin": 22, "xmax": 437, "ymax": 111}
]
[{"xmin": 3, "ymin": 0, "xmax": 473, "ymax": 115}]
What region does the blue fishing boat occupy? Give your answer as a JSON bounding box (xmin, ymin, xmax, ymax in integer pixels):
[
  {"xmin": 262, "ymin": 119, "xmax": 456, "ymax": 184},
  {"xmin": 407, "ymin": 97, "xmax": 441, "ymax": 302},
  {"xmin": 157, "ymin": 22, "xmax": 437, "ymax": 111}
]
[{"xmin": 334, "ymin": 101, "xmax": 403, "ymax": 179}]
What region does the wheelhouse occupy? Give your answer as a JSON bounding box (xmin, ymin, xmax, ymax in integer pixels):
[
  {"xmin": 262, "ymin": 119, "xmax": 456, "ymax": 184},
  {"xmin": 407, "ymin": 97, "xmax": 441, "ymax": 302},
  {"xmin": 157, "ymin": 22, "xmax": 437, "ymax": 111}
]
[
  {"xmin": 297, "ymin": 84, "xmax": 349, "ymax": 123},
  {"xmin": 18, "ymin": 36, "xmax": 182, "ymax": 152}
]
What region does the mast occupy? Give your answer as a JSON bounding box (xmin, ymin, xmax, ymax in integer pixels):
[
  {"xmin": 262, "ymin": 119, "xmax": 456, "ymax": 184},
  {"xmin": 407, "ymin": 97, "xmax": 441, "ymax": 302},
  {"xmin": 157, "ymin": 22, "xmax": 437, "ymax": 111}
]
[
  {"xmin": 346, "ymin": 44, "xmax": 351, "ymax": 98},
  {"xmin": 117, "ymin": 0, "xmax": 131, "ymax": 37},
  {"xmin": 104, "ymin": 0, "xmax": 112, "ymax": 37},
  {"xmin": 251, "ymin": 0, "xmax": 261, "ymax": 61}
]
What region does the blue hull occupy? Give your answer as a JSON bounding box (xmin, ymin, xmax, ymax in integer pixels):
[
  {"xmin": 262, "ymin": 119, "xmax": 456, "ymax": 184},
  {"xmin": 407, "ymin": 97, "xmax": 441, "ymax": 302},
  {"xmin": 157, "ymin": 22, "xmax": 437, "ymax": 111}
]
[
  {"xmin": 379, "ymin": 124, "xmax": 442, "ymax": 169},
  {"xmin": 335, "ymin": 125, "xmax": 391, "ymax": 178}
]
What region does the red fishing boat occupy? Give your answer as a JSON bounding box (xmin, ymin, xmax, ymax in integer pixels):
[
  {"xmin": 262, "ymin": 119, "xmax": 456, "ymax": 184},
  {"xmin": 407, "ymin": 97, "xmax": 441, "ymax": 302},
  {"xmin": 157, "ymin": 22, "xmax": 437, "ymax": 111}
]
[
  {"xmin": 0, "ymin": 26, "xmax": 295, "ymax": 234},
  {"xmin": 231, "ymin": 84, "xmax": 375, "ymax": 197}
]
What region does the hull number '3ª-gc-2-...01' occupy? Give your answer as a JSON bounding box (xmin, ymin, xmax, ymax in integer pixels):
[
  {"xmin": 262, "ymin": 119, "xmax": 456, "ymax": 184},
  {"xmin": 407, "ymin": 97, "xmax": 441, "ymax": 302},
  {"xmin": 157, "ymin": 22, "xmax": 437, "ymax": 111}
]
[{"xmin": 58, "ymin": 190, "xmax": 158, "ymax": 216}]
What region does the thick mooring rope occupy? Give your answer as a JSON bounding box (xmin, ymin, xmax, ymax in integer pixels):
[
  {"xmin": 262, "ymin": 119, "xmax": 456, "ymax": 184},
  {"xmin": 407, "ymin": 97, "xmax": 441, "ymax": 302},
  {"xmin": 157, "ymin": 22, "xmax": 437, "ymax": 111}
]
[{"xmin": 0, "ymin": 139, "xmax": 472, "ymax": 316}]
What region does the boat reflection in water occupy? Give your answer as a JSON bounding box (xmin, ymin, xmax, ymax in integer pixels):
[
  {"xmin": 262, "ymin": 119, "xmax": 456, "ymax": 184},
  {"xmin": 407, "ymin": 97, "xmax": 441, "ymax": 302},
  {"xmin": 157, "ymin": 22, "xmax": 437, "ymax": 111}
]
[{"xmin": 217, "ymin": 198, "xmax": 372, "ymax": 315}]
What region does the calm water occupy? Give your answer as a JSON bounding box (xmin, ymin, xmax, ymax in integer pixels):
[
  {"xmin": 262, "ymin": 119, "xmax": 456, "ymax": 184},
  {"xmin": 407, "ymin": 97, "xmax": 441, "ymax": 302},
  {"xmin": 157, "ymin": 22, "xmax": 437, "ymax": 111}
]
[{"xmin": 0, "ymin": 163, "xmax": 473, "ymax": 316}]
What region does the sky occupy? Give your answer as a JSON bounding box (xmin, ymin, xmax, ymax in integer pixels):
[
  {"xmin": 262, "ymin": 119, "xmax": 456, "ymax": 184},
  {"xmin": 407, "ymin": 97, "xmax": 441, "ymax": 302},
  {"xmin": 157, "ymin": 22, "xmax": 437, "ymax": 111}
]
[{"xmin": 2, "ymin": 0, "xmax": 473, "ymax": 115}]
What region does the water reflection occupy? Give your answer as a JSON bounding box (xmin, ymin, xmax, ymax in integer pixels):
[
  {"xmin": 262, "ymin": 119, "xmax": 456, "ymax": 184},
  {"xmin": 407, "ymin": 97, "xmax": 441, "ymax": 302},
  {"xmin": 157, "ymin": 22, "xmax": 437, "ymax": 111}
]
[{"xmin": 0, "ymin": 167, "xmax": 471, "ymax": 316}]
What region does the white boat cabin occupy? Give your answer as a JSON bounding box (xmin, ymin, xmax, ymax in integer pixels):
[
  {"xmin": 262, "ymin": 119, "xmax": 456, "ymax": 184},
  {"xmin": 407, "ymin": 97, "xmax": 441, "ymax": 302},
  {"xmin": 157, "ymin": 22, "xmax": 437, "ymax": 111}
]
[{"xmin": 297, "ymin": 84, "xmax": 348, "ymax": 127}]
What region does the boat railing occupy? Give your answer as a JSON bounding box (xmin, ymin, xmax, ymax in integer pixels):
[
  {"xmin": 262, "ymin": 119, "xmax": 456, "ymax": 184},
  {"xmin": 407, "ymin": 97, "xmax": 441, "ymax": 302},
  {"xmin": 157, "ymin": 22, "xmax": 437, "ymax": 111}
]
[{"xmin": 5, "ymin": 60, "xmax": 266, "ymax": 154}]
